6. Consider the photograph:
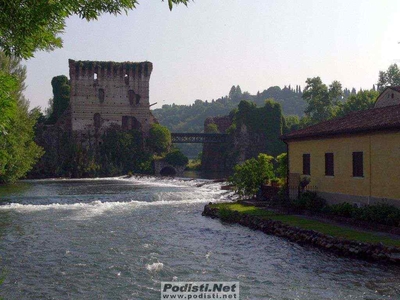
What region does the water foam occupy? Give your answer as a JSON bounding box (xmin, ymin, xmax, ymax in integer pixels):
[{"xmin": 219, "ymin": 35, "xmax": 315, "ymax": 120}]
[
  {"xmin": 145, "ymin": 262, "xmax": 164, "ymax": 272},
  {"xmin": 0, "ymin": 176, "xmax": 233, "ymax": 220}
]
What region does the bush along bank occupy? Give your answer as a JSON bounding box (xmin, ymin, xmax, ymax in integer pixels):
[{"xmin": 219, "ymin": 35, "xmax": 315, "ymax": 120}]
[{"xmin": 202, "ymin": 203, "xmax": 400, "ymax": 264}]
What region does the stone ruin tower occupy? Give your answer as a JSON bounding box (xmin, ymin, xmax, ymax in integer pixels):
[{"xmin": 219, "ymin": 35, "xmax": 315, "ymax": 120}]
[{"xmin": 68, "ymin": 59, "xmax": 157, "ymax": 138}]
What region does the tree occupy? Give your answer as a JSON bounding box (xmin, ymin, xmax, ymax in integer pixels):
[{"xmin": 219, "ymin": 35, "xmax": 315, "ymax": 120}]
[
  {"xmin": 284, "ymin": 115, "xmax": 300, "ymax": 133},
  {"xmin": 48, "ymin": 75, "xmax": 70, "ymax": 123},
  {"xmin": 0, "ymin": 0, "xmax": 190, "ymax": 59},
  {"xmin": 0, "ymin": 53, "xmax": 44, "ymax": 183},
  {"xmin": 99, "ymin": 126, "xmax": 152, "ymax": 175},
  {"xmin": 276, "ymin": 153, "xmax": 287, "ymax": 181},
  {"xmin": 229, "ymin": 85, "xmax": 242, "ymax": 101},
  {"xmin": 205, "ymin": 123, "xmax": 219, "ymax": 133},
  {"xmin": 228, "ymin": 153, "xmax": 275, "ymax": 198},
  {"xmin": 337, "ymin": 90, "xmax": 378, "ymax": 117},
  {"xmin": 164, "ymin": 149, "xmax": 188, "ymax": 166},
  {"xmin": 377, "ymin": 64, "xmax": 400, "ymax": 92},
  {"xmin": 0, "ymin": 71, "xmax": 17, "ymax": 135},
  {"xmin": 302, "ymin": 77, "xmax": 343, "ymax": 125},
  {"xmin": 148, "ymin": 123, "xmax": 171, "ymax": 155}
]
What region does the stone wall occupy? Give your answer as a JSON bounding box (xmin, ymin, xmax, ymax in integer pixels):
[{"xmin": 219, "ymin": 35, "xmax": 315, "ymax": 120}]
[
  {"xmin": 154, "ymin": 160, "xmax": 185, "ymax": 176},
  {"xmin": 69, "ymin": 60, "xmax": 157, "ymax": 139},
  {"xmin": 202, "ymin": 204, "xmax": 400, "ymax": 264},
  {"xmin": 201, "ymin": 116, "xmax": 232, "ymax": 172}
]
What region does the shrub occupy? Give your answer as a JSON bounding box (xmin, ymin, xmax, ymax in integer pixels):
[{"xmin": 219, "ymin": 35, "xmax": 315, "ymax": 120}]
[
  {"xmin": 327, "ymin": 202, "xmax": 356, "ymax": 218},
  {"xmin": 293, "ymin": 191, "xmax": 326, "ymax": 213},
  {"xmin": 352, "ymin": 203, "xmax": 400, "ymax": 227},
  {"xmin": 164, "ymin": 149, "xmax": 189, "ymax": 166},
  {"xmin": 148, "ymin": 124, "xmax": 171, "ymax": 155},
  {"xmin": 229, "ymin": 153, "xmax": 275, "ymax": 199},
  {"xmin": 324, "ymin": 202, "xmax": 400, "ymax": 227}
]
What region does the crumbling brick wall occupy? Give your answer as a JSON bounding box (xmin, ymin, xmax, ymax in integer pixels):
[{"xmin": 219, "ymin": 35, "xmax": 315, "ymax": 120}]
[{"xmin": 68, "ymin": 59, "xmax": 157, "ymax": 138}]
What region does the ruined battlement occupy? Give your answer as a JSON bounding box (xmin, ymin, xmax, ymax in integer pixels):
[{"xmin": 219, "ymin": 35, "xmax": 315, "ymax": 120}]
[
  {"xmin": 68, "ymin": 60, "xmax": 153, "ymax": 80},
  {"xmin": 68, "ymin": 59, "xmax": 157, "ymax": 136}
]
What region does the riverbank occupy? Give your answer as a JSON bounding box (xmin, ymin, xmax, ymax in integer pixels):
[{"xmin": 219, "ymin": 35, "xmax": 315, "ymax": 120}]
[{"xmin": 202, "ymin": 202, "xmax": 400, "ymax": 264}]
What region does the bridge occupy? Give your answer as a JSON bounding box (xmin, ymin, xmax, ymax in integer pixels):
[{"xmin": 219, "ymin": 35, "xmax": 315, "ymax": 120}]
[{"xmin": 171, "ymin": 133, "xmax": 228, "ymax": 144}]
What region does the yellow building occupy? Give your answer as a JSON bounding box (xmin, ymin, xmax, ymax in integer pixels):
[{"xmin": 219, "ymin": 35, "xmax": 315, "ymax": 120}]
[{"xmin": 282, "ymin": 92, "xmax": 400, "ymax": 207}]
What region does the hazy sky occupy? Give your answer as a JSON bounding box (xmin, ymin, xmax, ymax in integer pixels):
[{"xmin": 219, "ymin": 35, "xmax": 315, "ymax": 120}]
[{"xmin": 24, "ymin": 0, "xmax": 400, "ymax": 110}]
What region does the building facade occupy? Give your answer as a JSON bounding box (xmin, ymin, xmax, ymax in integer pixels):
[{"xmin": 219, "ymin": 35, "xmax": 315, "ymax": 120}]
[
  {"xmin": 282, "ymin": 89, "xmax": 400, "ymax": 207},
  {"xmin": 68, "ymin": 59, "xmax": 157, "ymax": 136}
]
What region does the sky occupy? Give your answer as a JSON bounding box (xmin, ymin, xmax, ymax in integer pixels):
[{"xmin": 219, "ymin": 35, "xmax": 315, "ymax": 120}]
[{"xmin": 23, "ymin": 0, "xmax": 400, "ymax": 111}]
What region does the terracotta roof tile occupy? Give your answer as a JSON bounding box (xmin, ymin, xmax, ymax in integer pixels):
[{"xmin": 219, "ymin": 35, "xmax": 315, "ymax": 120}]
[{"xmin": 282, "ymin": 105, "xmax": 400, "ymax": 141}]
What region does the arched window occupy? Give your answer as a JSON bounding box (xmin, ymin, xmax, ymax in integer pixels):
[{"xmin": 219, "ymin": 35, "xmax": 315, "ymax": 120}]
[
  {"xmin": 124, "ymin": 74, "xmax": 129, "ymax": 85},
  {"xmin": 98, "ymin": 88, "xmax": 105, "ymax": 103},
  {"xmin": 122, "ymin": 116, "xmax": 142, "ymax": 131},
  {"xmin": 128, "ymin": 90, "xmax": 135, "ymax": 105},
  {"xmin": 94, "ymin": 113, "xmax": 101, "ymax": 129}
]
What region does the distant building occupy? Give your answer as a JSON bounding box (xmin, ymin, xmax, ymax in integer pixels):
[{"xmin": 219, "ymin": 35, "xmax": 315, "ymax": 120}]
[
  {"xmin": 282, "ymin": 86, "xmax": 400, "ymax": 207},
  {"xmin": 68, "ymin": 59, "xmax": 157, "ymax": 137},
  {"xmin": 375, "ymin": 86, "xmax": 400, "ymax": 108}
]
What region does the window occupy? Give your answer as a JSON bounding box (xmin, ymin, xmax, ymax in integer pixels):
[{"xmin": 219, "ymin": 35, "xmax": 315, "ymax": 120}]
[
  {"xmin": 124, "ymin": 74, "xmax": 129, "ymax": 85},
  {"xmin": 93, "ymin": 113, "xmax": 101, "ymax": 129},
  {"xmin": 122, "ymin": 116, "xmax": 141, "ymax": 131},
  {"xmin": 302, "ymin": 154, "xmax": 310, "ymax": 175},
  {"xmin": 98, "ymin": 88, "xmax": 105, "ymax": 103},
  {"xmin": 128, "ymin": 90, "xmax": 135, "ymax": 105},
  {"xmin": 325, "ymin": 153, "xmax": 334, "ymax": 176},
  {"xmin": 352, "ymin": 152, "xmax": 363, "ymax": 177}
]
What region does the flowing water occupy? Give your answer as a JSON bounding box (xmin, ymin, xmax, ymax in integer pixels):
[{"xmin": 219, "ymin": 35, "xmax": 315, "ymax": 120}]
[{"xmin": 0, "ymin": 177, "xmax": 399, "ymax": 300}]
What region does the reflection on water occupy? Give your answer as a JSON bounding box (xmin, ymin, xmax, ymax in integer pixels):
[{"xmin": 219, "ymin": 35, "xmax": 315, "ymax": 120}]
[{"xmin": 0, "ymin": 177, "xmax": 399, "ymax": 299}]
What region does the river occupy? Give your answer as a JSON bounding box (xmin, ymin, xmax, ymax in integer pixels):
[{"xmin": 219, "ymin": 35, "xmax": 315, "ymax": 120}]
[{"xmin": 0, "ymin": 177, "xmax": 399, "ymax": 299}]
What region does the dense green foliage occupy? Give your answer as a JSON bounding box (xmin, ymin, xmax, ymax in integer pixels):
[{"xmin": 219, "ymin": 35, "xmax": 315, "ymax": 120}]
[
  {"xmin": 0, "ymin": 71, "xmax": 17, "ymax": 135},
  {"xmin": 31, "ymin": 125, "xmax": 154, "ymax": 178},
  {"xmin": 377, "ymin": 64, "xmax": 400, "ymax": 92},
  {"xmin": 302, "ymin": 77, "xmax": 343, "ymax": 124},
  {"xmin": 148, "ymin": 123, "xmax": 171, "ymax": 155},
  {"xmin": 0, "ymin": 53, "xmax": 43, "ymax": 183},
  {"xmin": 292, "ymin": 191, "xmax": 327, "ymax": 213},
  {"xmin": 325, "ymin": 202, "xmax": 400, "ymax": 227},
  {"xmin": 205, "ymin": 123, "xmax": 219, "ymax": 133},
  {"xmin": 153, "ymin": 83, "xmax": 373, "ymax": 158},
  {"xmin": 164, "ymin": 149, "xmax": 188, "ymax": 166},
  {"xmin": 0, "ymin": 0, "xmax": 190, "ymax": 59},
  {"xmin": 301, "ymin": 77, "xmax": 379, "ymax": 126},
  {"xmin": 276, "ymin": 153, "xmax": 287, "ymax": 180},
  {"xmin": 291, "ymin": 192, "xmax": 400, "ymax": 227},
  {"xmin": 233, "ymin": 99, "xmax": 287, "ymax": 157},
  {"xmin": 153, "ymin": 85, "xmax": 304, "ymax": 135},
  {"xmin": 99, "ymin": 126, "xmax": 153, "ymax": 175},
  {"xmin": 47, "ymin": 75, "xmax": 70, "ymax": 124},
  {"xmin": 336, "ymin": 90, "xmax": 378, "ymax": 117},
  {"xmin": 229, "ymin": 153, "xmax": 275, "ymax": 198}
]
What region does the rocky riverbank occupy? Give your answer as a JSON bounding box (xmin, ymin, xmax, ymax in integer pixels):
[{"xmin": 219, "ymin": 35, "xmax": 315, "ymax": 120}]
[{"xmin": 202, "ymin": 203, "xmax": 400, "ymax": 264}]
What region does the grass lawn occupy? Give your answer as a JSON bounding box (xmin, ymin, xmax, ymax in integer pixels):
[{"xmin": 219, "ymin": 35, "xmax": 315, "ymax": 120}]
[{"xmin": 211, "ymin": 202, "xmax": 400, "ymax": 248}]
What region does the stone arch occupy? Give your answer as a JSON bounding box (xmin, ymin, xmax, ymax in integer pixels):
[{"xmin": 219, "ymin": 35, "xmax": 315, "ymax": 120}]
[{"xmin": 160, "ymin": 166, "xmax": 177, "ymax": 176}]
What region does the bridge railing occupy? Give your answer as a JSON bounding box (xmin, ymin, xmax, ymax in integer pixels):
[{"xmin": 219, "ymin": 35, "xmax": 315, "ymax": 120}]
[{"xmin": 171, "ymin": 133, "xmax": 228, "ymax": 143}]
